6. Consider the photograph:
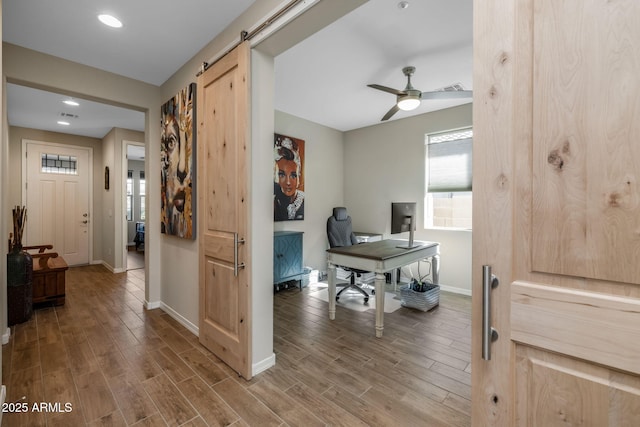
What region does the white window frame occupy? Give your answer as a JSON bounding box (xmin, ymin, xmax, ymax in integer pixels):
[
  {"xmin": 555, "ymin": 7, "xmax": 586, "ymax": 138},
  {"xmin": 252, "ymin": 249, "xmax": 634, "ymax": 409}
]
[
  {"xmin": 126, "ymin": 170, "xmax": 133, "ymax": 222},
  {"xmin": 139, "ymin": 171, "xmax": 146, "ymax": 221},
  {"xmin": 424, "ymin": 127, "xmax": 473, "ymax": 230}
]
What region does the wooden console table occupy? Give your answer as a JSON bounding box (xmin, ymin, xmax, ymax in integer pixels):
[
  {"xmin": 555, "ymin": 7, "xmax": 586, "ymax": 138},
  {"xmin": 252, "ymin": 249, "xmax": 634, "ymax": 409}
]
[{"xmin": 327, "ymin": 239, "xmax": 440, "ymax": 337}]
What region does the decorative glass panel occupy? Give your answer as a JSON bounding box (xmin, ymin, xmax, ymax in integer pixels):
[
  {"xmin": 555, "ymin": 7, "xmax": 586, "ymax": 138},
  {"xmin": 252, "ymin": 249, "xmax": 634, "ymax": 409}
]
[{"xmin": 41, "ymin": 153, "xmax": 78, "ymax": 175}]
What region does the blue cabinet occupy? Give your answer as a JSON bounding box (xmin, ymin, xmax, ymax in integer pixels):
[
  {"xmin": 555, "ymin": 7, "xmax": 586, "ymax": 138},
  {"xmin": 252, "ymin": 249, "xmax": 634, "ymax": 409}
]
[{"xmin": 274, "ymin": 231, "xmax": 303, "ymax": 290}]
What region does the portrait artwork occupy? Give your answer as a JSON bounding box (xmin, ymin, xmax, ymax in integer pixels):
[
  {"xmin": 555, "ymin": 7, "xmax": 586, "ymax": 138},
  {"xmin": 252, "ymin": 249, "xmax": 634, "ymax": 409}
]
[
  {"xmin": 274, "ymin": 133, "xmax": 305, "ymax": 221},
  {"xmin": 161, "ymin": 83, "xmax": 196, "ymax": 239}
]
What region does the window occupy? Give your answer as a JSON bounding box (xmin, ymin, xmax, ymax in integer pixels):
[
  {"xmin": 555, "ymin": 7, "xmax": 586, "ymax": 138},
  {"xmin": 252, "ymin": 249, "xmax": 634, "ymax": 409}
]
[
  {"xmin": 41, "ymin": 153, "xmax": 78, "ymax": 175},
  {"xmin": 139, "ymin": 171, "xmax": 146, "ymax": 221},
  {"xmin": 126, "ymin": 170, "xmax": 133, "ymax": 221},
  {"xmin": 424, "ymin": 128, "xmax": 473, "ymax": 229}
]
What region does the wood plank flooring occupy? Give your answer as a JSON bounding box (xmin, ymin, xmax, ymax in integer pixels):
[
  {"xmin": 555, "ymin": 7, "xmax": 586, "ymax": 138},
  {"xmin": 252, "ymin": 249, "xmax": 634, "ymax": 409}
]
[{"xmin": 2, "ymin": 265, "xmax": 471, "ymax": 426}]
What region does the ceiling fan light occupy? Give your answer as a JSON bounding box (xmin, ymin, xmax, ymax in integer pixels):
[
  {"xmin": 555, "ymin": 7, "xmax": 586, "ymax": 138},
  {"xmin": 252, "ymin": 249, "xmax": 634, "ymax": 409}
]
[{"xmin": 397, "ymin": 95, "xmax": 420, "ymax": 111}]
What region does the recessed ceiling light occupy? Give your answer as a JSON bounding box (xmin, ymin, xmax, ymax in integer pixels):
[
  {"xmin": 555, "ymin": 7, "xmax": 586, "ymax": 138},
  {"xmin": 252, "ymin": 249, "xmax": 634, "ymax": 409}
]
[
  {"xmin": 398, "ymin": 1, "xmax": 410, "ymax": 9},
  {"xmin": 63, "ymin": 99, "xmax": 80, "ymax": 106},
  {"xmin": 57, "ymin": 121, "xmax": 71, "ymax": 126},
  {"xmin": 98, "ymin": 14, "xmax": 123, "ymax": 28}
]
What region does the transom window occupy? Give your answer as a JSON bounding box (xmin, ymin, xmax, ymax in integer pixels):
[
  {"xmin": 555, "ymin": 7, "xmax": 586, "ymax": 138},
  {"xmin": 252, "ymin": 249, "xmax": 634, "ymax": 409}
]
[{"xmin": 41, "ymin": 153, "xmax": 78, "ymax": 175}]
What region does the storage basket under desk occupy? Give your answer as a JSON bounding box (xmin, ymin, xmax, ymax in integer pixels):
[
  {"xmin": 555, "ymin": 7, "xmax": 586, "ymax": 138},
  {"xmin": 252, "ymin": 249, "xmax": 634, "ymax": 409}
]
[{"xmin": 399, "ymin": 283, "xmax": 440, "ymax": 312}]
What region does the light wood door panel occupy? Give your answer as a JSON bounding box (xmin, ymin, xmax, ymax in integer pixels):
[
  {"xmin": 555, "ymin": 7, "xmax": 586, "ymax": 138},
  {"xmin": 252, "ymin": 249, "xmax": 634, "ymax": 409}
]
[
  {"xmin": 472, "ymin": 0, "xmax": 640, "ymax": 425},
  {"xmin": 198, "ymin": 41, "xmax": 251, "ymax": 379},
  {"xmin": 530, "ymin": 0, "xmax": 640, "ymax": 285},
  {"xmin": 515, "ymin": 346, "xmax": 640, "ymax": 427}
]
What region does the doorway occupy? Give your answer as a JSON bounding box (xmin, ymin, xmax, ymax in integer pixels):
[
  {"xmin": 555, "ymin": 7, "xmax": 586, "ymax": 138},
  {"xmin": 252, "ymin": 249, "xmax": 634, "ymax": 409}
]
[{"xmin": 124, "ymin": 141, "xmax": 146, "ymax": 271}]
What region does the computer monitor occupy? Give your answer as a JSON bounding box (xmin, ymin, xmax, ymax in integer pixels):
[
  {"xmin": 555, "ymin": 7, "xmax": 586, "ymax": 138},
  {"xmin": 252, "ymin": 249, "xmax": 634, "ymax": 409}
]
[{"xmin": 391, "ymin": 202, "xmax": 419, "ymax": 249}]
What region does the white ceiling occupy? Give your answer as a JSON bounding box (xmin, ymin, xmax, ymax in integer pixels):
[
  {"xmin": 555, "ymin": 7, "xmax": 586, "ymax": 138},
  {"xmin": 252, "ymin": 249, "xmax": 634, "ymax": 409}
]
[
  {"xmin": 3, "ymin": 0, "xmax": 472, "ymax": 137},
  {"xmin": 274, "ymin": 0, "xmax": 473, "ymax": 131}
]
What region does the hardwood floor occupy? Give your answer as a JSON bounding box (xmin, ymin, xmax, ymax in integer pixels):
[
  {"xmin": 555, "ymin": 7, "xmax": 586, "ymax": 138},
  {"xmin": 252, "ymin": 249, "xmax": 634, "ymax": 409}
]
[{"xmin": 2, "ymin": 265, "xmax": 471, "ymax": 426}]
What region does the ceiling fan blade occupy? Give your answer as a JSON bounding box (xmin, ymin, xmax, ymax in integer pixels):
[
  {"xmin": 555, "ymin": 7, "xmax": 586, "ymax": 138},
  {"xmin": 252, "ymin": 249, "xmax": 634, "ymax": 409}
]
[
  {"xmin": 421, "ymin": 90, "xmax": 473, "ymax": 100},
  {"xmin": 381, "ymin": 104, "xmax": 400, "ymax": 121},
  {"xmin": 368, "ymin": 84, "xmax": 405, "ymax": 96}
]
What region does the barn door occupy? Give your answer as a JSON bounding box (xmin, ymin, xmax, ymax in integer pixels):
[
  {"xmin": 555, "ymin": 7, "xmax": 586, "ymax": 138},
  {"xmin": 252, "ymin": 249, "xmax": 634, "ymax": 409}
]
[
  {"xmin": 197, "ymin": 41, "xmax": 252, "ymax": 379},
  {"xmin": 472, "ymin": 0, "xmax": 640, "ymax": 425}
]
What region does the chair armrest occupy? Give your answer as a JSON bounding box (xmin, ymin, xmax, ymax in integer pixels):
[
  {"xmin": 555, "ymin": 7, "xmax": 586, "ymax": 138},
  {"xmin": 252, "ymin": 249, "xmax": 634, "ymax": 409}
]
[{"xmin": 31, "ymin": 252, "xmax": 59, "ymax": 269}]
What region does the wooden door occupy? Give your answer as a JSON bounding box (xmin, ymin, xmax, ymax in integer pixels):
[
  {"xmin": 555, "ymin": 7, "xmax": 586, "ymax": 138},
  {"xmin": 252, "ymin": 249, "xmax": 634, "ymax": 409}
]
[
  {"xmin": 197, "ymin": 41, "xmax": 251, "ymax": 379},
  {"xmin": 25, "ymin": 141, "xmax": 90, "ymax": 266},
  {"xmin": 472, "ymin": 0, "xmax": 640, "ymax": 425}
]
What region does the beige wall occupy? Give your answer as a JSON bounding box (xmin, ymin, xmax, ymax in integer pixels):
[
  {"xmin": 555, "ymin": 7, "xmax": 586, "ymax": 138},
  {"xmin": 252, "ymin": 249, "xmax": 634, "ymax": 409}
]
[
  {"xmin": 103, "ymin": 127, "xmax": 144, "ymax": 272},
  {"xmin": 344, "ymin": 103, "xmax": 473, "ymax": 294},
  {"xmin": 274, "ymin": 110, "xmax": 345, "ymax": 271}
]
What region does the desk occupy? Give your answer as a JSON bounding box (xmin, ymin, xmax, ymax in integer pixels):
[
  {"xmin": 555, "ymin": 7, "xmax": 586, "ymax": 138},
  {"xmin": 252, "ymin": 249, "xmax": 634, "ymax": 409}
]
[{"xmin": 326, "ymin": 239, "xmax": 439, "ymax": 337}]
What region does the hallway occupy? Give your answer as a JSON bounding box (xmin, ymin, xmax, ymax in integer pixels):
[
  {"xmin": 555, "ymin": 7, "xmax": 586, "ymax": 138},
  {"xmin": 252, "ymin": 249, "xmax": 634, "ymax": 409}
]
[{"xmin": 2, "ymin": 265, "xmax": 471, "ymax": 426}]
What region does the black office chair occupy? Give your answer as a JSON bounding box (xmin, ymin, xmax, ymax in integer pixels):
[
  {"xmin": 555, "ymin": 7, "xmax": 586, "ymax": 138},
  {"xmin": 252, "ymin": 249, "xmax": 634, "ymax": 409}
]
[{"xmin": 327, "ymin": 207, "xmax": 373, "ymax": 303}]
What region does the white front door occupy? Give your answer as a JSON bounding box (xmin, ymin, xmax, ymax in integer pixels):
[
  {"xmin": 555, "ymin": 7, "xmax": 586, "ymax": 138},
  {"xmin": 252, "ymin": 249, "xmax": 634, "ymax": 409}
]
[{"xmin": 24, "ymin": 141, "xmax": 91, "ymax": 266}]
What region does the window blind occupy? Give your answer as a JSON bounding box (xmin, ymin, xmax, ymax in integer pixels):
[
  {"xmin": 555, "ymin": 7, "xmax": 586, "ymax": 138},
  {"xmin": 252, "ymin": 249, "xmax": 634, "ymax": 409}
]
[{"xmin": 427, "ymin": 130, "xmax": 472, "ymax": 193}]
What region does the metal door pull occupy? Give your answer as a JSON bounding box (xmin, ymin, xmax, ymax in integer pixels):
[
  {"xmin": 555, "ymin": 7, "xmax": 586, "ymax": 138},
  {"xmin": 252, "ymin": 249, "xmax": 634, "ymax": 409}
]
[{"xmin": 482, "ymin": 265, "xmax": 499, "ymax": 360}]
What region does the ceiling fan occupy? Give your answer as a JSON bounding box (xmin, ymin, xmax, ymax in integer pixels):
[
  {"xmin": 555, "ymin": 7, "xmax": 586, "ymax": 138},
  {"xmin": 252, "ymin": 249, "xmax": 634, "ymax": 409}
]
[{"xmin": 368, "ymin": 66, "xmax": 473, "ymax": 121}]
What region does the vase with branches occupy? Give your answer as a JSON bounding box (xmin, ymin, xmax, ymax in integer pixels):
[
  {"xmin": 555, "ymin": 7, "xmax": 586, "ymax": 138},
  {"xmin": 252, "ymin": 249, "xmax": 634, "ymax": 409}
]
[{"xmin": 10, "ymin": 206, "xmax": 27, "ymax": 252}]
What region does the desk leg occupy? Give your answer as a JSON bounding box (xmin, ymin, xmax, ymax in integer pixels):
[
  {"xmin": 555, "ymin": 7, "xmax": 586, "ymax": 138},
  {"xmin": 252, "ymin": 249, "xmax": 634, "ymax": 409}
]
[
  {"xmin": 374, "ymin": 272, "xmax": 386, "ymax": 338},
  {"xmin": 432, "ymin": 254, "xmax": 440, "ymax": 285},
  {"xmin": 328, "ymin": 263, "xmax": 337, "ymax": 320}
]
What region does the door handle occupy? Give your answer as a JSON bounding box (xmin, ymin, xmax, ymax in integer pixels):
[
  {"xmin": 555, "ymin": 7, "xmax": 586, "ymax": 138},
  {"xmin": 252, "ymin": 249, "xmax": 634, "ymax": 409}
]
[
  {"xmin": 482, "ymin": 265, "xmax": 499, "ymax": 360},
  {"xmin": 234, "ymin": 233, "xmax": 246, "ymax": 276}
]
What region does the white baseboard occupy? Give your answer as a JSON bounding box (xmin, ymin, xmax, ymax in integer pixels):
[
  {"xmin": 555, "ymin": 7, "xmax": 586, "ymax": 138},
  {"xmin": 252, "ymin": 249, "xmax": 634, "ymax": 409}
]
[
  {"xmin": 438, "ymin": 284, "xmax": 472, "ymax": 297},
  {"xmin": 396, "ymin": 278, "xmax": 472, "ymax": 297},
  {"xmin": 93, "ymin": 260, "xmax": 126, "ymax": 273},
  {"xmin": 2, "ymin": 328, "xmax": 10, "ymax": 345},
  {"xmin": 98, "ymin": 261, "xmax": 115, "ymax": 272},
  {"xmin": 90, "ymin": 259, "xmax": 103, "ymax": 265},
  {"xmin": 253, "ymin": 353, "xmax": 276, "ymax": 376},
  {"xmin": 144, "ymin": 300, "xmax": 162, "ymax": 310},
  {"xmin": 159, "ymin": 302, "xmax": 199, "ymax": 336}
]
